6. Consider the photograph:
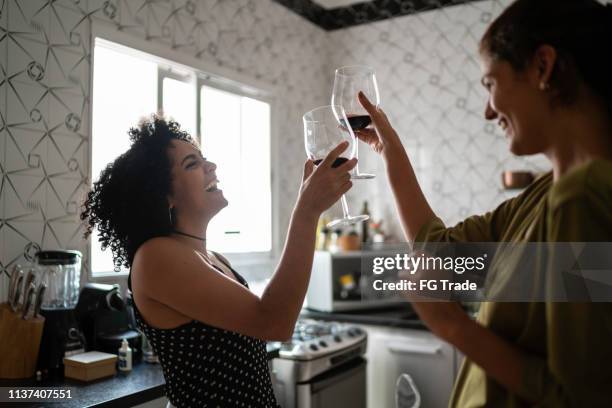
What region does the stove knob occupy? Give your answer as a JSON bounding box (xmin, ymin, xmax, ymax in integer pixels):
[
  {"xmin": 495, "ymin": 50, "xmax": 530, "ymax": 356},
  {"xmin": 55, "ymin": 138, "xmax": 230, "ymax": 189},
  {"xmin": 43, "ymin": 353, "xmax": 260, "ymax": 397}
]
[
  {"xmin": 319, "ymin": 340, "xmax": 328, "ymax": 348},
  {"xmin": 309, "ymin": 344, "xmax": 319, "ymax": 352},
  {"xmin": 334, "ymin": 335, "xmax": 342, "ymax": 343},
  {"xmin": 347, "ymin": 330, "xmax": 355, "ymax": 338},
  {"xmin": 353, "ymin": 327, "xmax": 363, "ymax": 335}
]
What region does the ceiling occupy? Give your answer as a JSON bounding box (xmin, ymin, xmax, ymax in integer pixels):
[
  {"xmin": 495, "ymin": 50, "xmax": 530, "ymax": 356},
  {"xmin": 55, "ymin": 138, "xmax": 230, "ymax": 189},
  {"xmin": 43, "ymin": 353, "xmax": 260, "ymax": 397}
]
[{"xmin": 272, "ymin": 0, "xmax": 483, "ymax": 30}]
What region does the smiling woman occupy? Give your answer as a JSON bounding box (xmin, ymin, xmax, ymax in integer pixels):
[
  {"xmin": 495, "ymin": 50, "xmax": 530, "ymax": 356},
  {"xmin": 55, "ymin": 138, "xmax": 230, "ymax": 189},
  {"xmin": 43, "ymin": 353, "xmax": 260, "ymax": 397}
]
[
  {"xmin": 80, "ymin": 114, "xmax": 357, "ymax": 407},
  {"xmin": 352, "ymin": 0, "xmax": 612, "ymax": 407}
]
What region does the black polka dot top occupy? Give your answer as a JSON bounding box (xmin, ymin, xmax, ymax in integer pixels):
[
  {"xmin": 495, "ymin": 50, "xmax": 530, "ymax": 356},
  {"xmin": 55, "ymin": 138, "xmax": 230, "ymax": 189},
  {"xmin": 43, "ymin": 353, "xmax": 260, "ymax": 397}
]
[{"xmin": 128, "ymin": 255, "xmax": 279, "ymax": 408}]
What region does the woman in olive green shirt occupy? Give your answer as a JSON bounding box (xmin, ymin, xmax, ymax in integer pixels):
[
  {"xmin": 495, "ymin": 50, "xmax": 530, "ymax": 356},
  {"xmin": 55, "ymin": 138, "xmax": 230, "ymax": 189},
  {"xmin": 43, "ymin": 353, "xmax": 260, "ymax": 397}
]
[{"xmin": 356, "ymin": 0, "xmax": 612, "ymax": 406}]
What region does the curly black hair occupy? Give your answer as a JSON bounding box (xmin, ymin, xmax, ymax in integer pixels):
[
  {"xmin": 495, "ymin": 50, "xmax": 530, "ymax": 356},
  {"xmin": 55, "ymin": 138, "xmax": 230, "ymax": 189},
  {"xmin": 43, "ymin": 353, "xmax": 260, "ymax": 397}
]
[{"xmin": 81, "ymin": 114, "xmax": 197, "ymax": 271}]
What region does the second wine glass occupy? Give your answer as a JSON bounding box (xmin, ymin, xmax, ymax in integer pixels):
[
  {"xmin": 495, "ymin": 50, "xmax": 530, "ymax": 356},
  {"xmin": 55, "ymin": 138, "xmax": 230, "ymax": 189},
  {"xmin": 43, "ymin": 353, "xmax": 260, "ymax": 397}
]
[
  {"xmin": 303, "ymin": 105, "xmax": 369, "ymax": 228},
  {"xmin": 331, "ymin": 65, "xmax": 380, "ymax": 180}
]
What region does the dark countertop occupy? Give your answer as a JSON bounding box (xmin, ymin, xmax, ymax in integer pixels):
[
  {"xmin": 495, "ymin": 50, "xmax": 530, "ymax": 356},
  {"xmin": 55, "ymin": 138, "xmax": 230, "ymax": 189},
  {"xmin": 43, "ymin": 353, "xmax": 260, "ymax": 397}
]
[
  {"xmin": 0, "ymin": 361, "xmax": 165, "ymax": 408},
  {"xmin": 0, "ymin": 345, "xmax": 281, "ymax": 407},
  {"xmin": 301, "ymin": 306, "xmax": 428, "ymax": 330}
]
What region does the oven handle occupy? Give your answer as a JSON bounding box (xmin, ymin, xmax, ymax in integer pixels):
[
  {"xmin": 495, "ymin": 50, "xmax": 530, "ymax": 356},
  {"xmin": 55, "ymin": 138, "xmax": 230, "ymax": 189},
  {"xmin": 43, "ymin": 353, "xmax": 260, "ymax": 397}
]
[{"xmin": 387, "ymin": 341, "xmax": 441, "ymax": 355}]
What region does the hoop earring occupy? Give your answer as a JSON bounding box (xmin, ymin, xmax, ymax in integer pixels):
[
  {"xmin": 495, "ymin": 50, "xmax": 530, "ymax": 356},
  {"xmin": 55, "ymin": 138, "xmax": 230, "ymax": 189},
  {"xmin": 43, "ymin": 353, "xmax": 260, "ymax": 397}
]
[{"xmin": 168, "ymin": 207, "xmax": 174, "ymax": 226}]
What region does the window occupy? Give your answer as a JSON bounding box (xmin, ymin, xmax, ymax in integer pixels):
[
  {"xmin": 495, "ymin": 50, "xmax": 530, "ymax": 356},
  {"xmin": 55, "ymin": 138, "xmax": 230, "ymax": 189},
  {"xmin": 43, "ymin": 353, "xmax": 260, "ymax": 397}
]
[{"xmin": 90, "ymin": 38, "xmax": 272, "ymax": 276}]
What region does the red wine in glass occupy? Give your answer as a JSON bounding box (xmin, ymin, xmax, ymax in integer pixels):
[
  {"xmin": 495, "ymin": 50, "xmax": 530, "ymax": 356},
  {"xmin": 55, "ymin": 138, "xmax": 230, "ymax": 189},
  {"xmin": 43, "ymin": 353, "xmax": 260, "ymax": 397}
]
[
  {"xmin": 340, "ymin": 115, "xmax": 371, "ymax": 131},
  {"xmin": 313, "ymin": 157, "xmax": 349, "ymax": 168},
  {"xmin": 332, "ymin": 65, "xmax": 379, "ymax": 179}
]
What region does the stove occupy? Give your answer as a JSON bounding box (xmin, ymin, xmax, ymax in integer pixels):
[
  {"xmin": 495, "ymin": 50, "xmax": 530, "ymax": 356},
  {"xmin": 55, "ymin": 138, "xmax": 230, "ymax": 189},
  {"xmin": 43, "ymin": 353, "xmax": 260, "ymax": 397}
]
[
  {"xmin": 278, "ymin": 319, "xmax": 366, "ymax": 362},
  {"xmin": 271, "ymin": 319, "xmax": 367, "ymax": 408}
]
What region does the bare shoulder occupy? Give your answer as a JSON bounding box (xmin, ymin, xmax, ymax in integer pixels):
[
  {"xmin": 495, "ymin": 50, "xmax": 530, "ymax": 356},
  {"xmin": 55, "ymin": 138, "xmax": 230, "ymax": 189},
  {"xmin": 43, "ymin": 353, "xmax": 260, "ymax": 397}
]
[
  {"xmin": 134, "ymin": 237, "xmax": 183, "ymax": 264},
  {"xmin": 132, "ymin": 237, "xmax": 184, "ymax": 284}
]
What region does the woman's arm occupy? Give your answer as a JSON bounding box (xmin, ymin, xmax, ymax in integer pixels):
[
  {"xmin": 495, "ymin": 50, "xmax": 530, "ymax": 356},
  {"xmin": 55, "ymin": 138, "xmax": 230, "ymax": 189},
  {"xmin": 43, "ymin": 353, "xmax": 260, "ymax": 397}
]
[
  {"xmin": 423, "ymin": 305, "xmax": 533, "ymax": 401},
  {"xmin": 132, "ymin": 143, "xmax": 357, "ymax": 341},
  {"xmin": 356, "ymin": 92, "xmax": 435, "ymax": 241},
  {"xmin": 355, "ymin": 93, "xmax": 537, "ymax": 401}
]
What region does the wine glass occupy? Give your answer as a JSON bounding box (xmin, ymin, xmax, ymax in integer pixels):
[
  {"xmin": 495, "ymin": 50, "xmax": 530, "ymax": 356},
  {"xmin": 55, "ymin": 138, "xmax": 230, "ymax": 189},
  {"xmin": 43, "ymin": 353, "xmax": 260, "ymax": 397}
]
[
  {"xmin": 303, "ymin": 105, "xmax": 370, "ymax": 228},
  {"xmin": 331, "ymin": 65, "xmax": 380, "ymax": 179}
]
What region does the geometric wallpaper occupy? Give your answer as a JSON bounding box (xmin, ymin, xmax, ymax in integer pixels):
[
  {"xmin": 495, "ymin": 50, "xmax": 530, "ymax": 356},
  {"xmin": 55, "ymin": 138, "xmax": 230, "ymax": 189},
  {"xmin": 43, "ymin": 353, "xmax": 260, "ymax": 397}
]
[
  {"xmin": 0, "ymin": 0, "xmax": 332, "ymax": 301},
  {"xmin": 1, "ymin": 0, "xmax": 549, "ymax": 301}
]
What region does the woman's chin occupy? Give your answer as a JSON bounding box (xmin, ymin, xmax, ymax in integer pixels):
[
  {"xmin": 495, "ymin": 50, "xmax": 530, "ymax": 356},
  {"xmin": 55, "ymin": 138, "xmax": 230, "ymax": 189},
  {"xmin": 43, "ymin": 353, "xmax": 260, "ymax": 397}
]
[
  {"xmin": 508, "ymin": 134, "xmax": 542, "ymax": 157},
  {"xmin": 507, "ymin": 132, "xmax": 524, "ymax": 155},
  {"xmin": 215, "ymin": 193, "xmax": 229, "ymax": 210}
]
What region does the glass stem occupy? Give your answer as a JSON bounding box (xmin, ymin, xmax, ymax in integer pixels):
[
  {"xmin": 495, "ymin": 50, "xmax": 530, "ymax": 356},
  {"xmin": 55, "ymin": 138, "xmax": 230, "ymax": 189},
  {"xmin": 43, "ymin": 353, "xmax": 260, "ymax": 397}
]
[
  {"xmin": 341, "ymin": 194, "xmax": 351, "ymax": 219},
  {"xmin": 354, "ymin": 138, "xmax": 361, "ymax": 175}
]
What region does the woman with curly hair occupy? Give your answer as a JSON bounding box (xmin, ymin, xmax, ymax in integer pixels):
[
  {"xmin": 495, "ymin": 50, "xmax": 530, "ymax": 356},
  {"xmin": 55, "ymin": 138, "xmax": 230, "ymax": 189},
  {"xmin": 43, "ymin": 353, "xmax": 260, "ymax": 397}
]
[
  {"xmin": 356, "ymin": 0, "xmax": 612, "ymax": 406},
  {"xmin": 81, "ymin": 115, "xmax": 356, "ymax": 408}
]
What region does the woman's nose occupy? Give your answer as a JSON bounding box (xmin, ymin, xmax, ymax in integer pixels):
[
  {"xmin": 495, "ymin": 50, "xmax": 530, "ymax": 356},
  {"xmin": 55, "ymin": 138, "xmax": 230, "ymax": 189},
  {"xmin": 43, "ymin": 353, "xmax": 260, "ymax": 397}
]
[
  {"xmin": 204, "ymin": 161, "xmax": 217, "ymax": 172},
  {"xmin": 484, "ymin": 100, "xmax": 497, "ymax": 121}
]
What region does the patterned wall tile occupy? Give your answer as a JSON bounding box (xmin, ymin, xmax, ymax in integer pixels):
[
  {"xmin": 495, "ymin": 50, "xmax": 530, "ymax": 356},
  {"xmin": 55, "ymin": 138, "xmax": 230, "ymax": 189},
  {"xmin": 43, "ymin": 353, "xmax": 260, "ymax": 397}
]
[
  {"xmin": 1, "ymin": 0, "xmax": 8, "ymax": 298},
  {"xmin": 4, "ymin": 220, "xmax": 44, "ymax": 261},
  {"xmin": 3, "ymin": 173, "xmax": 47, "ymax": 222},
  {"xmin": 4, "ymin": 126, "xmax": 48, "ymax": 177},
  {"xmin": 1, "ymin": 0, "xmax": 556, "ymax": 296},
  {"xmin": 0, "ymin": 0, "xmax": 332, "ymax": 292}
]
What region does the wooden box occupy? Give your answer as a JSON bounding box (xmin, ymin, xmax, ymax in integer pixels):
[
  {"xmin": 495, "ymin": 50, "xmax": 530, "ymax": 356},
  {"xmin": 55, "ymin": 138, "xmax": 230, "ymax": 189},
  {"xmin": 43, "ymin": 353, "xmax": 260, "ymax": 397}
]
[{"xmin": 64, "ymin": 351, "xmax": 117, "ymax": 382}]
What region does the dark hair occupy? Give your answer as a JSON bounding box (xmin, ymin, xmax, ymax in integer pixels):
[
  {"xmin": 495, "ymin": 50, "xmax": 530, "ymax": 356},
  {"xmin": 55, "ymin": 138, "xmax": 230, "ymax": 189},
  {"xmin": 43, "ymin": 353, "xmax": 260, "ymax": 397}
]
[
  {"xmin": 81, "ymin": 114, "xmax": 197, "ymax": 271},
  {"xmin": 480, "ymin": 0, "xmax": 612, "ymax": 113}
]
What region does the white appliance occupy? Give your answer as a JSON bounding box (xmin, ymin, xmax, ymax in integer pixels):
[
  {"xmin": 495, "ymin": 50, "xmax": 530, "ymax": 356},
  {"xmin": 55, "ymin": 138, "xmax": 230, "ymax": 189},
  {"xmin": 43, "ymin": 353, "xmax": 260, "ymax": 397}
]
[
  {"xmin": 364, "ymin": 325, "xmax": 459, "ymax": 408},
  {"xmin": 306, "ymin": 251, "xmax": 405, "ymax": 312},
  {"xmin": 272, "ymin": 319, "xmax": 368, "ymax": 408}
]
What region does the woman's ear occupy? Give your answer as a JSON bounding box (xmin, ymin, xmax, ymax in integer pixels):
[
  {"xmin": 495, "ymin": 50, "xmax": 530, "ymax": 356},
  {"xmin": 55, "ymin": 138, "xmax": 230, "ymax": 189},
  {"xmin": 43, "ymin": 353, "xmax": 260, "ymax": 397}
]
[{"xmin": 531, "ymin": 45, "xmax": 557, "ymax": 90}]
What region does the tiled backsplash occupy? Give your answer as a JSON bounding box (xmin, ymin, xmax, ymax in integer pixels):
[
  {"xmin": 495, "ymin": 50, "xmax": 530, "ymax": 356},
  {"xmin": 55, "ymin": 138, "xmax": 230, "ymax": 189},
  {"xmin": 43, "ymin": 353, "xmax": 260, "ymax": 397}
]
[{"xmin": 1, "ymin": 0, "xmax": 549, "ymax": 298}]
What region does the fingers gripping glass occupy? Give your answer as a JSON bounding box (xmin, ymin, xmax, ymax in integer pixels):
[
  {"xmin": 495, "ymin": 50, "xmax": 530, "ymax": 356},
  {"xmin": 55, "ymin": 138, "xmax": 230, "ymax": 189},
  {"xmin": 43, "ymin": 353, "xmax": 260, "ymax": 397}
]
[
  {"xmin": 331, "ymin": 65, "xmax": 380, "ymax": 180},
  {"xmin": 303, "ymin": 105, "xmax": 370, "ymax": 228}
]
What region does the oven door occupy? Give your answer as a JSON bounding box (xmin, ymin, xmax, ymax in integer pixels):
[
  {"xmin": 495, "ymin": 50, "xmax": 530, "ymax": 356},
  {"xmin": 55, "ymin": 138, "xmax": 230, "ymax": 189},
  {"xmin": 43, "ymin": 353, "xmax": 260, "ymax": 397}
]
[{"xmin": 296, "ymin": 358, "xmax": 366, "ymax": 408}]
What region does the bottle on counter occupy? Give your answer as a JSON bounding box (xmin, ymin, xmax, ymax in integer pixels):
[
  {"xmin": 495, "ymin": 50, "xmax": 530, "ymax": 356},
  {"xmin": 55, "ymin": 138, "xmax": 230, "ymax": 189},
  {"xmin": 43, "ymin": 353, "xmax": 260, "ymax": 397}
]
[
  {"xmin": 361, "ymin": 201, "xmax": 371, "ymax": 244},
  {"xmin": 141, "ymin": 332, "xmax": 159, "ymax": 364},
  {"xmin": 118, "ymin": 338, "xmax": 132, "ymax": 372},
  {"xmin": 328, "ymin": 229, "xmax": 342, "ymax": 253},
  {"xmin": 315, "ymin": 216, "xmax": 331, "ymax": 250},
  {"xmin": 338, "ymin": 227, "xmax": 360, "ymax": 251}
]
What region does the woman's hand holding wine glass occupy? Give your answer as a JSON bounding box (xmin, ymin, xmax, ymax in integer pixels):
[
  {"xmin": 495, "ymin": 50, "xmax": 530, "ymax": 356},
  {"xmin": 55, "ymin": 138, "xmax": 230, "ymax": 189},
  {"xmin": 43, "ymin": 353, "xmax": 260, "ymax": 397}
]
[
  {"xmin": 356, "ymin": 91, "xmax": 403, "ymax": 159},
  {"xmin": 304, "ymin": 105, "xmax": 369, "ymax": 227},
  {"xmin": 297, "ymin": 141, "xmax": 357, "ymax": 218}
]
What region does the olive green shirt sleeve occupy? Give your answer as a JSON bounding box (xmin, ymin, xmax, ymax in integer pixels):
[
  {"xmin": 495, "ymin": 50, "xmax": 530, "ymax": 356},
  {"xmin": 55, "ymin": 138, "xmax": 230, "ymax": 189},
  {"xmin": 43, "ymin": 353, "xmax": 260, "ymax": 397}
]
[
  {"xmin": 414, "ymin": 195, "xmax": 521, "ymax": 243},
  {"xmin": 415, "ymin": 173, "xmax": 553, "ymax": 244},
  {"xmin": 518, "ymin": 196, "xmax": 612, "ymax": 407}
]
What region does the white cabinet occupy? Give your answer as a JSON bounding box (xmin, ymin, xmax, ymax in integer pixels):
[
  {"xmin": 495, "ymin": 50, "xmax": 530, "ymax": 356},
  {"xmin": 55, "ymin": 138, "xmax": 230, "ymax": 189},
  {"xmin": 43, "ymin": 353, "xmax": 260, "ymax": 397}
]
[{"xmin": 358, "ymin": 324, "xmax": 459, "ymax": 408}]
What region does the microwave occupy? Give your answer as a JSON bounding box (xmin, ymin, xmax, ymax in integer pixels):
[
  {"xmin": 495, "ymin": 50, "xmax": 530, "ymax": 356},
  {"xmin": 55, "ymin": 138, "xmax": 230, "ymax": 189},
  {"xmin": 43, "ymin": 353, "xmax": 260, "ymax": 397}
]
[{"xmin": 306, "ymin": 250, "xmax": 405, "ymax": 312}]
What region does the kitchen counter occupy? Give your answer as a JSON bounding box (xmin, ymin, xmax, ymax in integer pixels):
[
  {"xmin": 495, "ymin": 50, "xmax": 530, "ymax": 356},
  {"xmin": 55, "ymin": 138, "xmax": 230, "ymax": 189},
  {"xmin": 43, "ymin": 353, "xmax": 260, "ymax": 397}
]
[
  {"xmin": 300, "ymin": 306, "xmax": 427, "ymax": 329},
  {"xmin": 0, "ymin": 361, "xmax": 164, "ymax": 408},
  {"xmin": 0, "ymin": 344, "xmax": 281, "ymax": 407}
]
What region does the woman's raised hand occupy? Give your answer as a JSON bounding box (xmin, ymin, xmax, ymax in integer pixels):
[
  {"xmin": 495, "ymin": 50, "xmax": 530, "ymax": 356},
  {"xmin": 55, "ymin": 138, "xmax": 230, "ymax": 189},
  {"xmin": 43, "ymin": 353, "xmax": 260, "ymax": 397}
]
[
  {"xmin": 356, "ymin": 91, "xmax": 403, "ymax": 157},
  {"xmin": 297, "ymin": 141, "xmax": 357, "ymax": 217}
]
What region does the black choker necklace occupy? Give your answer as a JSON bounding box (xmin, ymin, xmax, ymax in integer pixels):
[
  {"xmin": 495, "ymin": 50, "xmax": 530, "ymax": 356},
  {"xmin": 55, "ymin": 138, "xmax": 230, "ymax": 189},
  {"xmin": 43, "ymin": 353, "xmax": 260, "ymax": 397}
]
[{"xmin": 173, "ymin": 230, "xmax": 206, "ymax": 242}]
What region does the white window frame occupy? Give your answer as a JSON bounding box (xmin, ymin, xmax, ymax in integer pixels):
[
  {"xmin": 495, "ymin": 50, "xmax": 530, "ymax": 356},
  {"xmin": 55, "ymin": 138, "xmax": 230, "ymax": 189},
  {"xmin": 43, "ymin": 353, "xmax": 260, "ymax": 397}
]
[{"xmin": 88, "ymin": 21, "xmax": 280, "ymax": 282}]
